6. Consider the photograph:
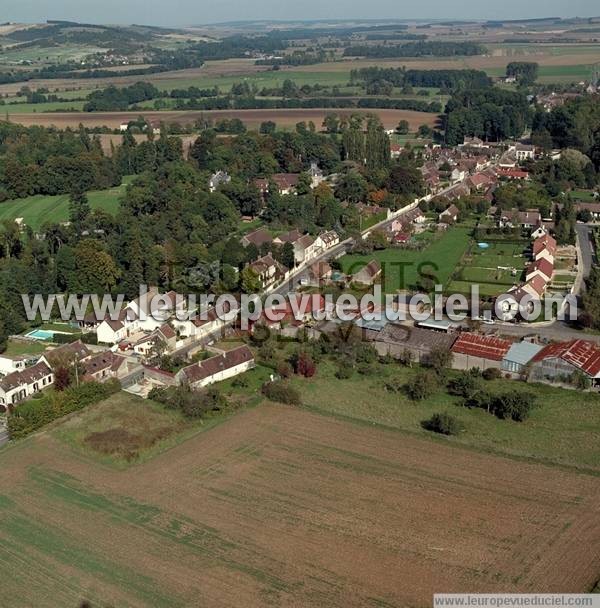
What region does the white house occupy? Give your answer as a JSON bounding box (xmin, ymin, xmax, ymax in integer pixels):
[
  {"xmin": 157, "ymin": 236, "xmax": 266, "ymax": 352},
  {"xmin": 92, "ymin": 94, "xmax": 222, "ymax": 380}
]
[
  {"xmin": 515, "ymin": 144, "xmax": 536, "ymax": 162},
  {"xmin": 208, "ymin": 171, "xmax": 231, "ymax": 192},
  {"xmin": 176, "ymin": 345, "xmax": 255, "ymax": 389},
  {"xmin": 133, "ymin": 324, "xmax": 177, "ymax": 359},
  {"xmin": 97, "ymin": 319, "xmax": 129, "ymax": 345},
  {"xmin": 0, "ymin": 362, "xmax": 54, "ymax": 409},
  {"xmin": 0, "ymin": 354, "xmax": 28, "ymax": 376}
]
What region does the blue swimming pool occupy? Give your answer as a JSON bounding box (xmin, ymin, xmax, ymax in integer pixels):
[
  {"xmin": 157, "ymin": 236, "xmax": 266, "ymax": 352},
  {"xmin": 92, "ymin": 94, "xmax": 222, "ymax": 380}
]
[
  {"xmin": 478, "ymin": 242, "xmax": 490, "ymax": 249},
  {"xmin": 26, "ymin": 329, "xmax": 55, "ymax": 341}
]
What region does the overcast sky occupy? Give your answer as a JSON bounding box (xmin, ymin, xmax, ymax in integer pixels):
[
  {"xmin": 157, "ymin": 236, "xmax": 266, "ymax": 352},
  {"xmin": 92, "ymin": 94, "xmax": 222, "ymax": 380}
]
[{"xmin": 4, "ymin": 0, "xmax": 600, "ymax": 27}]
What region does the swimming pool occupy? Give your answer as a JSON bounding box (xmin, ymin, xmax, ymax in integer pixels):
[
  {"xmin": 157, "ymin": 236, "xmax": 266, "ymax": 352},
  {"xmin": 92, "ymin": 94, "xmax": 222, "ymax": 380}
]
[
  {"xmin": 477, "ymin": 242, "xmax": 490, "ymax": 249},
  {"xmin": 26, "ymin": 329, "xmax": 55, "ymax": 341}
]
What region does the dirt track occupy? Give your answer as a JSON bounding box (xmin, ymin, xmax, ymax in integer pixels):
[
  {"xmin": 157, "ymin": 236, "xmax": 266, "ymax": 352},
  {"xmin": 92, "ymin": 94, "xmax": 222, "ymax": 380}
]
[
  {"xmin": 0, "ymin": 403, "xmax": 598, "ymax": 607},
  {"xmin": 6, "ymin": 108, "xmax": 440, "ymax": 131}
]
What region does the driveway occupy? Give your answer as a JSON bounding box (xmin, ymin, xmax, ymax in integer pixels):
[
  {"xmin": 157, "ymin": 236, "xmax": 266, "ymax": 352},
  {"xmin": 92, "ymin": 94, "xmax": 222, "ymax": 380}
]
[{"xmin": 575, "ymin": 224, "xmax": 595, "ymax": 285}]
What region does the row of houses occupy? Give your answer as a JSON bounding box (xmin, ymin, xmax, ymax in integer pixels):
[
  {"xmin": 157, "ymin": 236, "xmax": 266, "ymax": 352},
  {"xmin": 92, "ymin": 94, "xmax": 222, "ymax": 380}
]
[
  {"xmin": 241, "ymin": 228, "xmax": 341, "ymax": 289},
  {"xmin": 208, "ymin": 163, "xmax": 326, "ymax": 197},
  {"xmin": 509, "ymin": 233, "xmax": 557, "ymax": 304},
  {"xmin": 0, "ymin": 341, "xmax": 133, "ymax": 409}
]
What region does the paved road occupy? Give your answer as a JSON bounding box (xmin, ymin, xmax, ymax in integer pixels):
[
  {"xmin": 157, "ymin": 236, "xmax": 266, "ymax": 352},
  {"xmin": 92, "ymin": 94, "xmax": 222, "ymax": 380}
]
[
  {"xmin": 0, "ymin": 426, "xmax": 9, "ymax": 447},
  {"xmin": 480, "ymin": 320, "xmax": 600, "ymax": 344},
  {"xmin": 576, "ymin": 224, "xmax": 595, "ymax": 282}
]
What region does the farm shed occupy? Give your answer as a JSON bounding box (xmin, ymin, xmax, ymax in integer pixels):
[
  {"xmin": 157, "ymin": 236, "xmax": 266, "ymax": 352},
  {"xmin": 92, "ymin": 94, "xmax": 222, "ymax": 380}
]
[{"xmin": 451, "ymin": 333, "xmax": 513, "ymax": 371}]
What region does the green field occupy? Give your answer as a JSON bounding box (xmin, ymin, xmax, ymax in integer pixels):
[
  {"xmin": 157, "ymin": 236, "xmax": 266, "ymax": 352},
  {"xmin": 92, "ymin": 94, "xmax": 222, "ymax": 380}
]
[
  {"xmin": 0, "ymin": 176, "xmax": 134, "ymax": 231},
  {"xmin": 340, "ymin": 226, "xmax": 472, "ymax": 292},
  {"xmin": 290, "ymin": 360, "xmax": 600, "ymax": 473},
  {"xmin": 2, "ymin": 100, "xmax": 86, "ymax": 113}
]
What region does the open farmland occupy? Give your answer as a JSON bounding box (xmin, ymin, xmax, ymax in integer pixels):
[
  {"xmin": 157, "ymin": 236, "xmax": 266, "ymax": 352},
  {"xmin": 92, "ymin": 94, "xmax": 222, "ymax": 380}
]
[
  {"xmin": 0, "ymin": 402, "xmax": 598, "ymax": 607},
  {"xmin": 0, "ymin": 177, "xmax": 133, "ymax": 230},
  {"xmin": 5, "ymin": 108, "xmax": 440, "ymax": 131}
]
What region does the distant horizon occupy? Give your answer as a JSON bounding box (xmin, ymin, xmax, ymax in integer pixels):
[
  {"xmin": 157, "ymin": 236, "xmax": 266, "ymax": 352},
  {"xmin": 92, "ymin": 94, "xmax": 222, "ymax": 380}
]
[{"xmin": 3, "ymin": 0, "xmax": 600, "ymax": 29}]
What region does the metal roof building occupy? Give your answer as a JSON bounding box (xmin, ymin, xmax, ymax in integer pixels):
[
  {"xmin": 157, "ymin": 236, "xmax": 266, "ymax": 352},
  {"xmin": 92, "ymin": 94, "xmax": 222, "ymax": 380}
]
[{"xmin": 502, "ymin": 341, "xmax": 543, "ymax": 374}]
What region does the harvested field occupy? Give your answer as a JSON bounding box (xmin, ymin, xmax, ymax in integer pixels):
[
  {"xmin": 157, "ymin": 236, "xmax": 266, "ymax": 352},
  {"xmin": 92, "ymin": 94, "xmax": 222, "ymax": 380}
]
[
  {"xmin": 95, "ymin": 133, "xmax": 197, "ymax": 156},
  {"xmin": 6, "ymin": 108, "xmax": 440, "ymax": 131},
  {"xmin": 0, "ymin": 402, "xmax": 598, "ymax": 607},
  {"xmin": 0, "ymin": 60, "xmax": 272, "ymax": 95}
]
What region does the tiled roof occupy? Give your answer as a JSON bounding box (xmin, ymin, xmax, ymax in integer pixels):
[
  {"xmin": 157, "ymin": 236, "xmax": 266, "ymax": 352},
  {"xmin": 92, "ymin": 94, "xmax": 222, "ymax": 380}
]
[
  {"xmin": 524, "ymin": 274, "xmax": 548, "ymax": 297},
  {"xmin": 180, "ymin": 346, "xmax": 254, "ymax": 385},
  {"xmin": 533, "ymin": 234, "xmax": 557, "ymax": 257},
  {"xmin": 451, "ymin": 333, "xmax": 513, "ymax": 362},
  {"xmin": 526, "ymin": 258, "xmax": 554, "ymax": 280},
  {"xmin": 241, "ymin": 229, "xmax": 272, "ymax": 248},
  {"xmin": 82, "ymin": 352, "xmax": 126, "ymax": 376},
  {"xmin": 0, "ymin": 362, "xmax": 52, "ymax": 392},
  {"xmin": 43, "ymin": 341, "xmax": 91, "ymax": 368}
]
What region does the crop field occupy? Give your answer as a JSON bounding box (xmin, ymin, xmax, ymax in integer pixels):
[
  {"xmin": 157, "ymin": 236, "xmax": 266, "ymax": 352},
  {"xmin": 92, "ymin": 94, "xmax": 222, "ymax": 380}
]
[
  {"xmin": 6, "ymin": 108, "xmax": 440, "ymax": 131},
  {"xmin": 340, "ymin": 226, "xmax": 472, "ymax": 293},
  {"xmin": 0, "ymin": 400, "xmax": 599, "ymax": 607},
  {"xmin": 0, "ymin": 177, "xmax": 134, "ymax": 230}
]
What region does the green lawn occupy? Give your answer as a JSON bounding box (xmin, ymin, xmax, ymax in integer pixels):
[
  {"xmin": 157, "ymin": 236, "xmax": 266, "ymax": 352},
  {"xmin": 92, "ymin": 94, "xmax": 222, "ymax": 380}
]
[
  {"xmin": 2, "ymin": 339, "xmax": 48, "ymax": 357},
  {"xmin": 290, "ymin": 360, "xmax": 600, "ymax": 473},
  {"xmin": 0, "ymin": 176, "xmax": 134, "ymax": 231},
  {"xmin": 339, "ymin": 226, "xmax": 472, "ymax": 292}
]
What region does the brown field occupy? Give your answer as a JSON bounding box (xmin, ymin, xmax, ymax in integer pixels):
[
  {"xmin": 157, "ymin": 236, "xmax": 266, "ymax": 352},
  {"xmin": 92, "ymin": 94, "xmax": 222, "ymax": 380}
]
[
  {"xmin": 6, "ymin": 108, "xmax": 440, "ymax": 131},
  {"xmin": 0, "ymin": 59, "xmax": 271, "ymax": 95},
  {"xmin": 295, "ymin": 50, "xmax": 600, "ymax": 73},
  {"xmin": 0, "ymin": 402, "xmax": 598, "ymax": 607}
]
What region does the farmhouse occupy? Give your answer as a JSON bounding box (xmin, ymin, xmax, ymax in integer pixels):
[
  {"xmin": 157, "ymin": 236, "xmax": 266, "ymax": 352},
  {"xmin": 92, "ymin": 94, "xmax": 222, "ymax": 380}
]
[
  {"xmin": 352, "ymin": 260, "xmax": 382, "ymax": 287},
  {"xmin": 451, "ymin": 333, "xmax": 513, "ymax": 370},
  {"xmin": 176, "ymin": 345, "xmax": 255, "ymax": 389},
  {"xmin": 0, "ymin": 362, "xmax": 54, "ymax": 409},
  {"xmin": 529, "ymin": 339, "xmax": 600, "ymax": 386},
  {"xmin": 81, "ymin": 352, "xmax": 129, "ymax": 383}
]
